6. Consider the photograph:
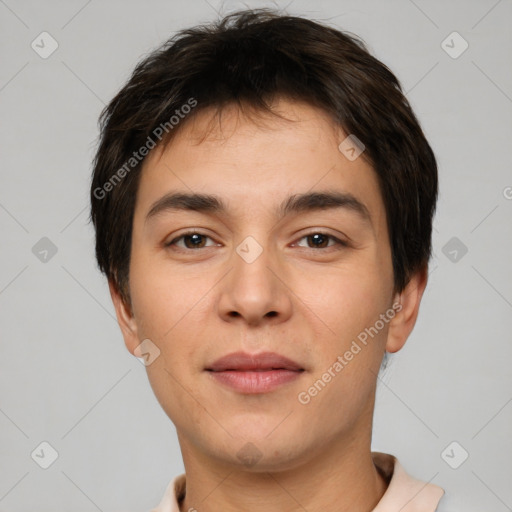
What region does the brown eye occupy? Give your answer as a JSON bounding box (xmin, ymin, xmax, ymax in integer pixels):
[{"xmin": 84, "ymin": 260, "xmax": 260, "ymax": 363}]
[
  {"xmin": 166, "ymin": 232, "xmax": 216, "ymax": 249},
  {"xmin": 307, "ymin": 233, "xmax": 329, "ymax": 248},
  {"xmin": 295, "ymin": 232, "xmax": 347, "ymax": 249}
]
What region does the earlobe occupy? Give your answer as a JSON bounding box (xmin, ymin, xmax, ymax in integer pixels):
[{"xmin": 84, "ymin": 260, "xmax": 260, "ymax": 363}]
[
  {"xmin": 385, "ymin": 266, "xmax": 428, "ymax": 354},
  {"xmin": 108, "ymin": 280, "xmax": 140, "ymax": 356}
]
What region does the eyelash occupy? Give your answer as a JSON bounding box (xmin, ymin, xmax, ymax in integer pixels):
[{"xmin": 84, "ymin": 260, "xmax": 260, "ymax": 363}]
[{"xmin": 165, "ymin": 231, "xmax": 348, "ymax": 251}]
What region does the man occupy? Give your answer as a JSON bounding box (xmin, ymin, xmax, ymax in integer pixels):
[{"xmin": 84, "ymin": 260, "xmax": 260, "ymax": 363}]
[{"xmin": 90, "ymin": 9, "xmax": 450, "ymax": 511}]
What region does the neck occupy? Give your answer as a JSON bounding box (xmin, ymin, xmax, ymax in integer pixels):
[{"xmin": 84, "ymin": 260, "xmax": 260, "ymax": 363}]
[{"xmin": 177, "ymin": 430, "xmax": 388, "ymax": 512}]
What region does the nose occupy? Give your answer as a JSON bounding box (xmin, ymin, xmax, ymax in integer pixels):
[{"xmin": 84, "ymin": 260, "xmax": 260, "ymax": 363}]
[{"xmin": 216, "ymin": 236, "xmax": 293, "ymax": 327}]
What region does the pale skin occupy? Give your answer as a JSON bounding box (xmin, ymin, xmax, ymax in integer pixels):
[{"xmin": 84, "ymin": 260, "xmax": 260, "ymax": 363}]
[{"xmin": 109, "ymin": 98, "xmax": 428, "ymax": 512}]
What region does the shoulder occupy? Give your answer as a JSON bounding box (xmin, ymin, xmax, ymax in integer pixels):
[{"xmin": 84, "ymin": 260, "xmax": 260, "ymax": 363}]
[
  {"xmin": 149, "ymin": 473, "xmax": 186, "ymax": 512},
  {"xmin": 372, "ymin": 452, "xmax": 445, "ymax": 512}
]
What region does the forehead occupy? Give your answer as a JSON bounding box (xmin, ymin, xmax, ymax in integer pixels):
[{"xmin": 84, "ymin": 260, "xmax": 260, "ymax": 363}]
[{"xmin": 134, "ymin": 99, "xmax": 386, "ymax": 233}]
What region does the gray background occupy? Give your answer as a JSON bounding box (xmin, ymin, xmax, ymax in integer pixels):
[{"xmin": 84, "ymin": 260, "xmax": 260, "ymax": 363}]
[{"xmin": 1, "ymin": 0, "xmax": 511, "ymax": 510}]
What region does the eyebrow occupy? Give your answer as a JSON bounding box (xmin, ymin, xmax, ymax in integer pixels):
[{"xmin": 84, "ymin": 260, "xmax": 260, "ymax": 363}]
[{"xmin": 145, "ymin": 190, "xmax": 372, "ymax": 227}]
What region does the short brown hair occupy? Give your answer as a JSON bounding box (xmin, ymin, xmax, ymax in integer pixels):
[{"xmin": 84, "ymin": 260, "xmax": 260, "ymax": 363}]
[{"xmin": 90, "ymin": 9, "xmax": 438, "ymax": 309}]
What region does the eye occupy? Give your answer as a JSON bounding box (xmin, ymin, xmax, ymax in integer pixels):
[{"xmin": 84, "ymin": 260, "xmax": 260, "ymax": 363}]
[
  {"xmin": 294, "ymin": 232, "xmax": 348, "ymax": 250},
  {"xmin": 165, "ymin": 231, "xmax": 218, "ymax": 250},
  {"xmin": 165, "ymin": 230, "xmax": 348, "ymax": 251}
]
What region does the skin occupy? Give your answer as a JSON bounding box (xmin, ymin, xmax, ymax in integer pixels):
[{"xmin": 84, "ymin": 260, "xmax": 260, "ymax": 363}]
[{"xmin": 109, "ymin": 98, "xmax": 428, "ymax": 512}]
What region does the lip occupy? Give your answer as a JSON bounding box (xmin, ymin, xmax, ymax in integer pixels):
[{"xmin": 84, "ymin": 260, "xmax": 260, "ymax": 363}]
[
  {"xmin": 205, "ymin": 351, "xmax": 304, "ymax": 394},
  {"xmin": 207, "ymin": 351, "xmax": 303, "ymax": 372}
]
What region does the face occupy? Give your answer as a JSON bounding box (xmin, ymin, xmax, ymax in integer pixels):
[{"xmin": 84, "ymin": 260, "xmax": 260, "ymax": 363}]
[{"xmin": 111, "ymin": 99, "xmax": 424, "ymax": 472}]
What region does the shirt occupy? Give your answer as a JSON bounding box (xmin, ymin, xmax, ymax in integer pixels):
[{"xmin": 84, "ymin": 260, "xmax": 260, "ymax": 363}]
[{"xmin": 150, "ymin": 452, "xmax": 448, "ymax": 512}]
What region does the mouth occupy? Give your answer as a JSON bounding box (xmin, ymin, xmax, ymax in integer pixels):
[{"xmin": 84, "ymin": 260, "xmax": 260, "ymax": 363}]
[{"xmin": 205, "ymin": 351, "xmax": 304, "ymax": 394}]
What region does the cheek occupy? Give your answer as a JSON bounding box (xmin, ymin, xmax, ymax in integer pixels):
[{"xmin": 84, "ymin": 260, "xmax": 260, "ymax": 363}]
[
  {"xmin": 298, "ymin": 262, "xmax": 390, "ymax": 339},
  {"xmin": 129, "ymin": 248, "xmax": 207, "ymax": 339},
  {"xmin": 293, "ymin": 262, "xmax": 392, "ymax": 403},
  {"xmin": 128, "ymin": 249, "xmax": 219, "ymax": 389}
]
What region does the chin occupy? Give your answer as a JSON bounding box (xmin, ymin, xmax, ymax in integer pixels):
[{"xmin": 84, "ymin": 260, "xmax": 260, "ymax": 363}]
[{"xmin": 223, "ymin": 443, "xmax": 307, "ymax": 473}]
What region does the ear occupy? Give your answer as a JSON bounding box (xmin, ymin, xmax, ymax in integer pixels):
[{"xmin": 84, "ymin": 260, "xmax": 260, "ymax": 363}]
[
  {"xmin": 386, "ymin": 265, "xmax": 428, "ymax": 353},
  {"xmin": 108, "ymin": 280, "xmax": 140, "ymax": 356}
]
